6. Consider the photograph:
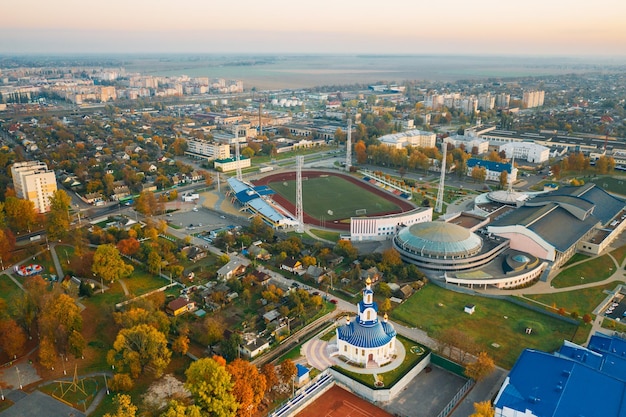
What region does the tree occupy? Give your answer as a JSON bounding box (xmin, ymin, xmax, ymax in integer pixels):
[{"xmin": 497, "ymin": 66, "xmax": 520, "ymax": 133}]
[
  {"xmin": 471, "ymin": 166, "xmax": 487, "ymax": 183},
  {"xmin": 39, "ymin": 336, "xmax": 57, "ymax": 369},
  {"xmin": 172, "ymin": 333, "xmax": 190, "ymax": 356},
  {"xmin": 499, "ymin": 170, "xmax": 508, "ymax": 189},
  {"xmin": 355, "ymin": 140, "xmax": 367, "ymax": 164},
  {"xmin": 279, "ymin": 359, "xmax": 297, "ymax": 384},
  {"xmin": 185, "ymin": 357, "xmax": 238, "ymax": 417},
  {"xmin": 107, "ymin": 324, "xmax": 172, "ymax": 378},
  {"xmin": 104, "ymin": 394, "xmax": 137, "ymax": 417},
  {"xmin": 135, "ymin": 190, "xmax": 163, "ymax": 216},
  {"xmin": 582, "ymin": 313, "xmax": 593, "ymax": 324},
  {"xmin": 117, "ymin": 238, "xmax": 140, "ymax": 256},
  {"xmin": 39, "ymin": 293, "xmax": 83, "ymax": 355},
  {"xmin": 46, "ymin": 189, "xmax": 72, "ymax": 240},
  {"xmin": 381, "ymin": 248, "xmax": 402, "ymax": 269},
  {"xmin": 92, "ymin": 244, "xmax": 134, "ymax": 283},
  {"xmin": 160, "ymin": 400, "xmax": 203, "ymax": 417},
  {"xmin": 464, "ymin": 351, "xmax": 496, "ymax": 381},
  {"xmin": 4, "ymin": 196, "xmax": 37, "ymax": 233},
  {"xmin": 470, "ymin": 401, "xmax": 494, "ymax": 417},
  {"xmin": 436, "ymin": 328, "xmax": 478, "ymax": 364},
  {"xmin": 68, "ymin": 329, "xmax": 86, "ymax": 358},
  {"xmin": 0, "ymin": 228, "xmax": 15, "ymax": 269},
  {"xmin": 0, "ymin": 319, "xmax": 26, "ymax": 359},
  {"xmin": 227, "ymin": 359, "xmax": 267, "ymax": 417},
  {"xmin": 220, "ymin": 332, "xmax": 242, "ymax": 362},
  {"xmin": 261, "ymin": 363, "xmax": 279, "ymax": 393},
  {"xmin": 110, "ymin": 373, "xmax": 134, "ymax": 392},
  {"xmin": 380, "ymin": 298, "xmax": 392, "ymax": 313},
  {"xmin": 334, "ymin": 239, "xmax": 358, "ymax": 260}
]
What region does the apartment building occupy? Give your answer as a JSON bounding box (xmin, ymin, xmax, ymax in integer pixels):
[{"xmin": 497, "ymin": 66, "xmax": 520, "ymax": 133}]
[
  {"xmin": 185, "ymin": 138, "xmax": 230, "ymax": 161},
  {"xmin": 11, "ymin": 161, "xmax": 57, "ymax": 213},
  {"xmin": 522, "ymin": 90, "xmax": 545, "ymax": 108}
]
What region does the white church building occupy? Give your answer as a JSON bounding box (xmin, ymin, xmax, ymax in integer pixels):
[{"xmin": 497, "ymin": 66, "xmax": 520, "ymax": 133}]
[{"xmin": 336, "ymin": 278, "xmax": 397, "ymax": 367}]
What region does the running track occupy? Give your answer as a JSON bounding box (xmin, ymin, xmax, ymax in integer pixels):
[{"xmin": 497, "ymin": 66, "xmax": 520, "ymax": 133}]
[{"xmin": 253, "ymin": 170, "xmax": 415, "ymax": 231}]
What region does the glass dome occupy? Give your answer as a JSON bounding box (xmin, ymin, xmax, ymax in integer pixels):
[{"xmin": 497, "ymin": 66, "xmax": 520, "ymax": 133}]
[{"xmin": 395, "ymin": 222, "xmax": 482, "ymax": 258}]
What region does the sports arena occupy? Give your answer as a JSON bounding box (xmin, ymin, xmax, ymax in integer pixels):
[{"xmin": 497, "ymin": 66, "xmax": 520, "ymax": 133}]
[{"xmin": 248, "ymin": 170, "xmax": 417, "ymax": 231}]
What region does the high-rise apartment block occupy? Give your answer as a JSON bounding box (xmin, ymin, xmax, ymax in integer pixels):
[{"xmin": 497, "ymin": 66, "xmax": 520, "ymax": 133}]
[
  {"xmin": 522, "ymin": 90, "xmax": 545, "ymax": 108},
  {"xmin": 11, "ymin": 161, "xmax": 57, "ymax": 213}
]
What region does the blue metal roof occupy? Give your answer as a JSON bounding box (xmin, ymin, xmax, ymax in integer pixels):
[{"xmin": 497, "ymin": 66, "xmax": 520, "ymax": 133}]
[
  {"xmin": 496, "ymin": 340, "xmax": 626, "ymax": 417},
  {"xmin": 296, "ymin": 364, "xmax": 309, "ymax": 378},
  {"xmin": 337, "ymin": 319, "xmax": 396, "ymax": 349},
  {"xmin": 467, "ymin": 158, "xmax": 513, "ymax": 173}
]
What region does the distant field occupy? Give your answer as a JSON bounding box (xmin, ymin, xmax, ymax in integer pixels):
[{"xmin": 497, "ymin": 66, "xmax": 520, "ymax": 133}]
[
  {"xmin": 589, "ymin": 176, "xmax": 626, "ymax": 197},
  {"xmin": 268, "ymin": 176, "xmax": 400, "ymax": 220}
]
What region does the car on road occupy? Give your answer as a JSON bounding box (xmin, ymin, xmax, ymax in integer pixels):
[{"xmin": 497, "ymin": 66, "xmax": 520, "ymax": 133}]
[{"xmin": 330, "ymin": 299, "xmax": 338, "ymax": 304}]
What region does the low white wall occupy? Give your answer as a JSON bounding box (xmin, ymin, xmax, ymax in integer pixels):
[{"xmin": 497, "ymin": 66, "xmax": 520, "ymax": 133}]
[{"xmin": 329, "ymin": 352, "xmax": 431, "ymax": 402}]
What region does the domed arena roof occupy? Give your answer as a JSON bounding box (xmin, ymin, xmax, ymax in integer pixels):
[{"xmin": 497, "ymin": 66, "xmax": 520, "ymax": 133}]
[
  {"xmin": 395, "ymin": 221, "xmax": 482, "ymax": 258},
  {"xmin": 488, "ymin": 190, "xmax": 528, "ymax": 205}
]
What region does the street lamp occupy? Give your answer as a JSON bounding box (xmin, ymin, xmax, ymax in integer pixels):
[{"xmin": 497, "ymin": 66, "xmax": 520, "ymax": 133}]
[{"xmin": 16, "ymin": 366, "xmax": 22, "ymax": 390}]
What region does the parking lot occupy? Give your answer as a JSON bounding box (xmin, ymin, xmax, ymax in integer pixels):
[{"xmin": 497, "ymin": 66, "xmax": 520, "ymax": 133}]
[
  {"xmin": 162, "ymin": 204, "xmax": 241, "ymax": 235},
  {"xmin": 603, "ymin": 294, "xmax": 626, "ymax": 321}
]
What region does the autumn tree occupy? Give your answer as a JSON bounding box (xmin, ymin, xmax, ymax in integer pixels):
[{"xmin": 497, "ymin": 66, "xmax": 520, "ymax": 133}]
[
  {"xmin": 117, "ymin": 238, "xmax": 140, "ymax": 257},
  {"xmin": 135, "ymin": 190, "xmax": 163, "ymax": 216},
  {"xmin": 46, "ymin": 189, "xmax": 72, "ymax": 240},
  {"xmin": 278, "ymin": 359, "xmax": 297, "ymax": 384},
  {"xmin": 355, "ymin": 140, "xmax": 367, "ymax": 164},
  {"xmin": 172, "ymin": 333, "xmax": 190, "ymax": 356},
  {"xmin": 39, "ymin": 336, "xmax": 57, "ymax": 369},
  {"xmin": 113, "ymin": 307, "xmax": 170, "ymax": 334},
  {"xmin": 38, "ymin": 293, "xmax": 83, "ymax": 356},
  {"xmin": 104, "ymin": 394, "xmax": 137, "ymax": 417},
  {"xmin": 227, "ymin": 359, "xmax": 267, "ymax": 417},
  {"xmin": 92, "ymin": 244, "xmax": 134, "ymax": 283},
  {"xmin": 380, "ymin": 298, "xmax": 392, "ymax": 313},
  {"xmin": 470, "ymin": 401, "xmax": 495, "ymax": 417},
  {"xmin": 160, "ymin": 400, "xmax": 203, "ymax": 417},
  {"xmin": 107, "ymin": 324, "xmax": 171, "ymax": 378},
  {"xmin": 465, "ymin": 351, "xmax": 496, "ymax": 381},
  {"xmin": 0, "ymin": 228, "xmax": 15, "ymax": 265},
  {"xmin": 4, "ymin": 196, "xmax": 37, "ymax": 233},
  {"xmin": 334, "ymin": 239, "xmax": 358, "ymax": 260},
  {"xmin": 0, "ymin": 319, "xmax": 26, "ymax": 358},
  {"xmin": 185, "ymin": 357, "xmax": 238, "ymax": 417},
  {"xmin": 499, "ymin": 170, "xmax": 508, "ymax": 189},
  {"xmin": 471, "ymin": 166, "xmax": 487, "ymax": 183},
  {"xmin": 381, "ymin": 248, "xmax": 402, "ymax": 269},
  {"xmin": 110, "ymin": 373, "xmax": 134, "ymax": 392},
  {"xmin": 261, "ymin": 363, "xmax": 279, "ymax": 393}
]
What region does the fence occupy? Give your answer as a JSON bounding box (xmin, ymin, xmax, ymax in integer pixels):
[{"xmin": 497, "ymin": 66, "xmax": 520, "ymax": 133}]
[{"xmin": 436, "ymin": 377, "xmax": 475, "ymax": 417}]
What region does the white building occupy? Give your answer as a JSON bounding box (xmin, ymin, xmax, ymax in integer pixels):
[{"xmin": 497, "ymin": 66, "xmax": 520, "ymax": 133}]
[
  {"xmin": 498, "ymin": 142, "xmax": 550, "ymax": 164},
  {"xmin": 466, "ymin": 159, "xmax": 518, "ymax": 183},
  {"xmin": 522, "ymin": 90, "xmax": 545, "ymax": 108},
  {"xmin": 379, "ymin": 129, "xmax": 436, "ymax": 149},
  {"xmin": 185, "ymin": 138, "xmax": 230, "ymax": 161},
  {"xmin": 11, "ymin": 161, "xmax": 57, "ymax": 213},
  {"xmin": 214, "ymin": 156, "xmax": 251, "ymax": 172},
  {"xmin": 336, "ymin": 278, "xmax": 397, "ymax": 367},
  {"xmin": 350, "ymin": 207, "xmax": 433, "ymax": 241},
  {"xmin": 444, "ymin": 134, "xmax": 490, "ymax": 155}
]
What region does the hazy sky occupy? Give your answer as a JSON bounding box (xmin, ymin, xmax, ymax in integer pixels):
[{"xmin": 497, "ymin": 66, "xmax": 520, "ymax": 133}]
[{"xmin": 1, "ymin": 0, "xmax": 625, "ymax": 56}]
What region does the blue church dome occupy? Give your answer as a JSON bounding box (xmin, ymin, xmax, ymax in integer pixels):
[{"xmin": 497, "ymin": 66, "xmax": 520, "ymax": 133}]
[{"xmin": 337, "ymin": 320, "xmax": 396, "ymax": 348}]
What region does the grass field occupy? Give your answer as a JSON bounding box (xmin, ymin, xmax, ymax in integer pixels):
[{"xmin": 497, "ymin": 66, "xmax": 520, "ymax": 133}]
[
  {"xmin": 309, "ymin": 228, "xmax": 341, "ymax": 242},
  {"xmin": 523, "ymin": 281, "xmax": 624, "ymax": 316},
  {"xmin": 0, "ymin": 274, "xmax": 22, "ymax": 302},
  {"xmin": 589, "ymin": 175, "xmax": 626, "ymax": 197},
  {"xmin": 612, "ymin": 244, "xmax": 626, "ymax": 265},
  {"xmin": 268, "ymin": 176, "xmax": 400, "ymax": 220},
  {"xmin": 391, "ymin": 285, "xmax": 579, "ymax": 368},
  {"xmin": 551, "ymin": 254, "xmax": 616, "ymax": 288}
]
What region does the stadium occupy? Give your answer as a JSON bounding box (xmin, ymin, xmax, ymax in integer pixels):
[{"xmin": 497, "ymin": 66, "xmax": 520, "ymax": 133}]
[{"xmin": 228, "ymin": 170, "xmax": 420, "ymax": 232}]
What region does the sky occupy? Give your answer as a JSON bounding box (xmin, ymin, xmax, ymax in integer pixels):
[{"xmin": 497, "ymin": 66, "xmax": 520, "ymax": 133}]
[{"xmin": 1, "ymin": 0, "xmax": 625, "ymax": 56}]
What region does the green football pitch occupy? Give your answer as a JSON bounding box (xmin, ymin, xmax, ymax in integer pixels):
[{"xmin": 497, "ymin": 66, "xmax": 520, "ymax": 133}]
[{"xmin": 268, "ymin": 175, "xmax": 401, "ymax": 220}]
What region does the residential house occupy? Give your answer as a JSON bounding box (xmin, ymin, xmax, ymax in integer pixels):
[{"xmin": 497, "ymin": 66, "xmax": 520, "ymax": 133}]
[
  {"xmin": 248, "ymin": 244, "xmax": 271, "ymax": 260},
  {"xmin": 166, "ymin": 297, "xmax": 196, "ymax": 316},
  {"xmin": 281, "ymin": 258, "xmax": 303, "ymax": 274},
  {"xmin": 250, "ymin": 270, "xmax": 271, "ymax": 286},
  {"xmin": 305, "ymin": 265, "xmax": 329, "ymax": 284},
  {"xmin": 184, "ymin": 246, "xmax": 207, "ymax": 262},
  {"xmin": 360, "ymin": 266, "xmax": 383, "ymax": 283},
  {"xmin": 216, "ymin": 258, "xmax": 248, "ymax": 280},
  {"xmin": 239, "ymin": 334, "xmax": 270, "ymax": 359}
]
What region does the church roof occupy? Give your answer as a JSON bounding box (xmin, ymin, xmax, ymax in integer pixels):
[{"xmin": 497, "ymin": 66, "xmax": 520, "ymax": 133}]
[{"xmin": 337, "ymin": 319, "xmax": 396, "ymax": 349}]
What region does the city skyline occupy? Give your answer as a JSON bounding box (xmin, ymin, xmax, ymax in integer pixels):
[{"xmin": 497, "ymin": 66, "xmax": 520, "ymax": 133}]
[{"xmin": 1, "ymin": 0, "xmax": 625, "ymax": 56}]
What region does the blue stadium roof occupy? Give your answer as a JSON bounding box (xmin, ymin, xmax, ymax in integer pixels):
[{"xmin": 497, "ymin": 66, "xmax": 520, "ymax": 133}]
[
  {"xmin": 337, "ymin": 320, "xmax": 396, "ymax": 349},
  {"xmin": 467, "ymin": 158, "xmax": 513, "ymax": 173},
  {"xmin": 495, "ymin": 336, "xmax": 626, "ymax": 417},
  {"xmin": 227, "ymin": 177, "xmax": 286, "ymax": 224}
]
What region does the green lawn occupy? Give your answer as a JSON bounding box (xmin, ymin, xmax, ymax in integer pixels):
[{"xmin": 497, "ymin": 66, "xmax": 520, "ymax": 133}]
[
  {"xmin": 562, "ymin": 253, "xmax": 591, "ymax": 268},
  {"xmin": 0, "ymin": 274, "xmax": 22, "ymax": 302},
  {"xmin": 523, "ymin": 281, "xmax": 625, "ymax": 316},
  {"xmin": 589, "ymin": 175, "xmax": 626, "ymax": 197},
  {"xmin": 391, "ymin": 285, "xmax": 579, "ymax": 368},
  {"xmin": 309, "ymin": 229, "xmax": 341, "ymax": 242},
  {"xmin": 611, "ymin": 244, "xmax": 626, "ymax": 265},
  {"xmin": 269, "ymin": 176, "xmax": 400, "ymax": 220},
  {"xmin": 551, "ymin": 255, "xmax": 616, "ymax": 288}
]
